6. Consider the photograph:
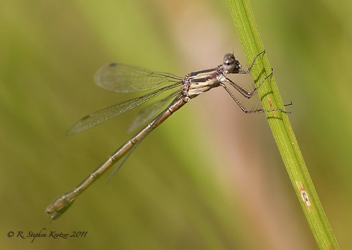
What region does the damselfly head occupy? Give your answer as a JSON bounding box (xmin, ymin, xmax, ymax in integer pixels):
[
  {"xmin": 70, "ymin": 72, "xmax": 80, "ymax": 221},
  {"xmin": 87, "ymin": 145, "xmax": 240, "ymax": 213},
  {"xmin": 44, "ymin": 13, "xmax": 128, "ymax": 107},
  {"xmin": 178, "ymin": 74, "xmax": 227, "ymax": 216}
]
[{"xmin": 223, "ymin": 53, "xmax": 241, "ymax": 73}]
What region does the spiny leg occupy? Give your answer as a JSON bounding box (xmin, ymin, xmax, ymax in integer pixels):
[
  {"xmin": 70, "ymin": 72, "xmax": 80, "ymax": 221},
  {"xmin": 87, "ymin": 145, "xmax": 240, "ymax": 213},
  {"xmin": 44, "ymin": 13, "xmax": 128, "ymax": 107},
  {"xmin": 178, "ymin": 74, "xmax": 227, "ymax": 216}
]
[
  {"xmin": 225, "ymin": 68, "xmax": 274, "ymax": 99},
  {"xmin": 238, "ymin": 50, "xmax": 266, "ymax": 75},
  {"xmin": 221, "ymin": 69, "xmax": 290, "ymax": 114}
]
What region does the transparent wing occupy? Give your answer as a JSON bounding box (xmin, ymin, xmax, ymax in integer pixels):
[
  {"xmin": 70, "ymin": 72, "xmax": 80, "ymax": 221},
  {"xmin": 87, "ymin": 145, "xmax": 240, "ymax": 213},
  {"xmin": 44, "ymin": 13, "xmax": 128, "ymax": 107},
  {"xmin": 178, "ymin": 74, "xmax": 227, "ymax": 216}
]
[
  {"xmin": 95, "ymin": 62, "xmax": 182, "ymax": 93},
  {"xmin": 66, "ymin": 82, "xmax": 181, "ymax": 135},
  {"xmin": 127, "ymin": 92, "xmax": 179, "ymax": 133},
  {"xmin": 107, "ymin": 95, "xmax": 184, "ymax": 181}
]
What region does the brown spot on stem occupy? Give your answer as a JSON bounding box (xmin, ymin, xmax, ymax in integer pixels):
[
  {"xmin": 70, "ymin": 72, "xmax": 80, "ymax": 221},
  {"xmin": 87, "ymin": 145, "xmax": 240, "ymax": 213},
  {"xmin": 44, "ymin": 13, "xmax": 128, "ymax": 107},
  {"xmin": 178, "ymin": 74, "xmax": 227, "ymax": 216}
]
[{"xmin": 296, "ymin": 181, "xmax": 312, "ymax": 212}]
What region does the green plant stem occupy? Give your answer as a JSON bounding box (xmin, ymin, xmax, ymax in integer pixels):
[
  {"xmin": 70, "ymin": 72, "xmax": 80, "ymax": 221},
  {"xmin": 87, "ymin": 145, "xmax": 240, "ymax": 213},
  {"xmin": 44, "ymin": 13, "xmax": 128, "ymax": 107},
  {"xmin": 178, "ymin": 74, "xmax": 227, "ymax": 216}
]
[{"xmin": 227, "ymin": 0, "xmax": 339, "ymax": 249}]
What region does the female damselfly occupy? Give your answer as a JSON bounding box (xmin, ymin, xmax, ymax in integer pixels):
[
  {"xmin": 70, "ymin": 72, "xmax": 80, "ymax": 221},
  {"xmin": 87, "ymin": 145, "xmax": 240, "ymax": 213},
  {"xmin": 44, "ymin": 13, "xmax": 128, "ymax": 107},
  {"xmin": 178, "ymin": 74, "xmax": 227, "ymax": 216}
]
[{"xmin": 46, "ymin": 51, "xmax": 287, "ymax": 220}]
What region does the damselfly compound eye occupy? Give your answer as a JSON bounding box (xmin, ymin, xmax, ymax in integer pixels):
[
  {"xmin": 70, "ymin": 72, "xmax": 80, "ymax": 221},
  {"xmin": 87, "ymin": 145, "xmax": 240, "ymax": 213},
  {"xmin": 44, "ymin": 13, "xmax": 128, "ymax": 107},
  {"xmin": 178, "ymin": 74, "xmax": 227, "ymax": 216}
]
[{"xmin": 223, "ymin": 53, "xmax": 241, "ymax": 73}]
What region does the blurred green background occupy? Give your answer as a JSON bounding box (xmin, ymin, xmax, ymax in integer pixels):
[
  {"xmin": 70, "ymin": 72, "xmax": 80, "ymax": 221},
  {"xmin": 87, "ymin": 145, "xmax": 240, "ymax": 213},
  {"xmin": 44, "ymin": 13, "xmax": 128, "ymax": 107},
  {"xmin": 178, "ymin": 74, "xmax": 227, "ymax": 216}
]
[{"xmin": 1, "ymin": 0, "xmax": 351, "ymax": 249}]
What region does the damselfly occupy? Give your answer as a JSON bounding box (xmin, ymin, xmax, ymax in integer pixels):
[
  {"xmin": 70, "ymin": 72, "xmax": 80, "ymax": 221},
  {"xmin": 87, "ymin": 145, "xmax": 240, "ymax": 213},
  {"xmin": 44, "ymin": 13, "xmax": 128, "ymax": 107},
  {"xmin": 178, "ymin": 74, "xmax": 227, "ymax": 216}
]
[{"xmin": 46, "ymin": 51, "xmax": 287, "ymax": 220}]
